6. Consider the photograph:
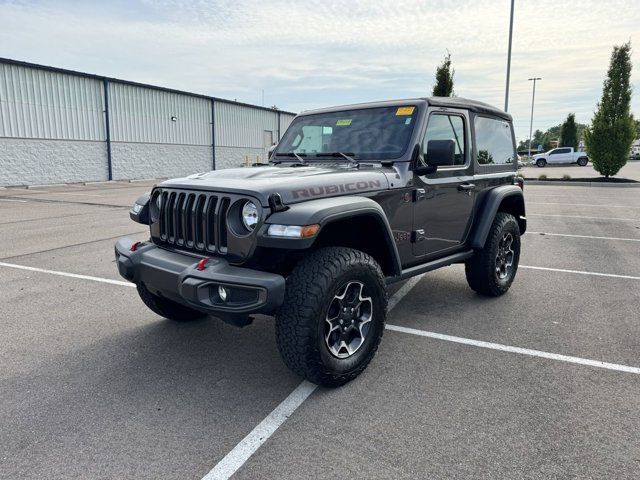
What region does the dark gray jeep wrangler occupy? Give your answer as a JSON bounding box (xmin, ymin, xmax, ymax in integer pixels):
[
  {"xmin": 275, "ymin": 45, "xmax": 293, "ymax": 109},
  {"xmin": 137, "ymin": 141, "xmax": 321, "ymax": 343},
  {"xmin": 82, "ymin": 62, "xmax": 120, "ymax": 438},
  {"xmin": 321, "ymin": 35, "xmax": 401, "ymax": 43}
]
[{"xmin": 115, "ymin": 97, "xmax": 526, "ymax": 386}]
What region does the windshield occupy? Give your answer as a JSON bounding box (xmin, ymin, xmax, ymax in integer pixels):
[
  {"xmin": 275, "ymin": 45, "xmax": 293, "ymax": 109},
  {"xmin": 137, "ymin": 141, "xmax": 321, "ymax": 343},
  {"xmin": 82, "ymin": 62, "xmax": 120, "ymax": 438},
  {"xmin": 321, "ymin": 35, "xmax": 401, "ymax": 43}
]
[{"xmin": 275, "ymin": 105, "xmax": 418, "ymax": 161}]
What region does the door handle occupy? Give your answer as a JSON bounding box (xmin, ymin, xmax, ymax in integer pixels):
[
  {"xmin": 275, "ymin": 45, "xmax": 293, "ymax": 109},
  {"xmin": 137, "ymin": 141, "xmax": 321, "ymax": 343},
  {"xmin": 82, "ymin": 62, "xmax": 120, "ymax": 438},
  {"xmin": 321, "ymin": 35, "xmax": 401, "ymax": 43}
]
[{"xmin": 457, "ymin": 183, "xmax": 476, "ymax": 191}]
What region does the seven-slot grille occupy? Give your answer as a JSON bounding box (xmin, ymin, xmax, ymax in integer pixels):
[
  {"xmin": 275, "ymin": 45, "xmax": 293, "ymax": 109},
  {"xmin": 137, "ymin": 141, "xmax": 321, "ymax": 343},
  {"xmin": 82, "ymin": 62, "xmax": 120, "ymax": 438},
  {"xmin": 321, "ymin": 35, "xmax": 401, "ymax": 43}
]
[{"xmin": 156, "ymin": 189, "xmax": 230, "ymax": 254}]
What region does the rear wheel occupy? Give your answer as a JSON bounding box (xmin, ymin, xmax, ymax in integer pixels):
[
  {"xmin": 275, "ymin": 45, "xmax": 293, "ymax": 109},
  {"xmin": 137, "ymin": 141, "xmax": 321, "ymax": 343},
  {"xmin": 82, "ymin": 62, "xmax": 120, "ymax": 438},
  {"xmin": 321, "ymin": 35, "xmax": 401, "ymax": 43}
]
[
  {"xmin": 577, "ymin": 157, "xmax": 588, "ymax": 166},
  {"xmin": 275, "ymin": 247, "xmax": 387, "ymax": 387},
  {"xmin": 536, "ymin": 158, "xmax": 547, "ymax": 167},
  {"xmin": 136, "ymin": 283, "xmax": 206, "ymax": 321},
  {"xmin": 465, "ymin": 212, "xmax": 521, "ymax": 297}
]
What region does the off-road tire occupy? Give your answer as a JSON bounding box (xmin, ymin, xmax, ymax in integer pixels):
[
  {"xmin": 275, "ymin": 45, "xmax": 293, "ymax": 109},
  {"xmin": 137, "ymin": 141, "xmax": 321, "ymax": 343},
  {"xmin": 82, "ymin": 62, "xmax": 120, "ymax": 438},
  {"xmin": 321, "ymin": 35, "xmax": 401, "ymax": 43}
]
[
  {"xmin": 577, "ymin": 157, "xmax": 588, "ymax": 166},
  {"xmin": 536, "ymin": 158, "xmax": 547, "ymax": 167},
  {"xmin": 465, "ymin": 212, "xmax": 521, "ymax": 297},
  {"xmin": 137, "ymin": 283, "xmax": 206, "ymax": 321},
  {"xmin": 275, "ymin": 247, "xmax": 387, "ymax": 387}
]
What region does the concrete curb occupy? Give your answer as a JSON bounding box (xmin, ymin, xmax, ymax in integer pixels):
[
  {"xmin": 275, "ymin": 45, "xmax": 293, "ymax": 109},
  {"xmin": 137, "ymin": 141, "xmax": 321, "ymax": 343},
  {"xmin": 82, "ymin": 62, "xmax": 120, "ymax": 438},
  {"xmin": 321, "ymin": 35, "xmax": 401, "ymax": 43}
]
[
  {"xmin": 128, "ymin": 178, "xmax": 160, "ymax": 183},
  {"xmin": 83, "ymin": 180, "xmax": 115, "ymax": 186},
  {"xmin": 525, "ymin": 180, "xmax": 640, "ymax": 188},
  {"xmin": 26, "ymin": 183, "xmax": 66, "ymax": 189}
]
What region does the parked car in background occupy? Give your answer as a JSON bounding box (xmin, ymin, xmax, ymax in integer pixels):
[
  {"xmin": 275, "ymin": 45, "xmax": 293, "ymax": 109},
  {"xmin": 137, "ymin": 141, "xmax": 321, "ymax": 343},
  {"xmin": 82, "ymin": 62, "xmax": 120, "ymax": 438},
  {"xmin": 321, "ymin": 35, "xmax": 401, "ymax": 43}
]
[
  {"xmin": 630, "ymin": 144, "xmax": 640, "ymax": 160},
  {"xmin": 532, "ymin": 147, "xmax": 589, "ymax": 167}
]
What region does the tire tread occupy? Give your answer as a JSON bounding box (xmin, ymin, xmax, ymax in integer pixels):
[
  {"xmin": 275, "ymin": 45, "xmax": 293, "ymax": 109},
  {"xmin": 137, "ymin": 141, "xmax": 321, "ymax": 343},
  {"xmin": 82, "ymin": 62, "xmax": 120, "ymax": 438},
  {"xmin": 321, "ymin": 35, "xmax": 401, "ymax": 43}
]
[
  {"xmin": 275, "ymin": 247, "xmax": 387, "ymax": 387},
  {"xmin": 465, "ymin": 212, "xmax": 520, "ymax": 297}
]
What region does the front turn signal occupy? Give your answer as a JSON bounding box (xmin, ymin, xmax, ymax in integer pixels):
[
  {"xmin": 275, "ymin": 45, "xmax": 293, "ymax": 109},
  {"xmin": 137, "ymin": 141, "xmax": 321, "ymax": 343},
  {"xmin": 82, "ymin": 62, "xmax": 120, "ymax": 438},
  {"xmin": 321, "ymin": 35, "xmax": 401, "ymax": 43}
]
[{"xmin": 267, "ymin": 224, "xmax": 320, "ymax": 238}]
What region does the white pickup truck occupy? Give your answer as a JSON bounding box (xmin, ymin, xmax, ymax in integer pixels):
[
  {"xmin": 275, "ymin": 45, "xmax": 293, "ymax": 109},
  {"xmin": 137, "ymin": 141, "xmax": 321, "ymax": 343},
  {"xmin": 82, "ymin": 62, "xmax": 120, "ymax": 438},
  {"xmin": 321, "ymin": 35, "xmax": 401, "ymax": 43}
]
[{"xmin": 532, "ymin": 147, "xmax": 589, "ymax": 167}]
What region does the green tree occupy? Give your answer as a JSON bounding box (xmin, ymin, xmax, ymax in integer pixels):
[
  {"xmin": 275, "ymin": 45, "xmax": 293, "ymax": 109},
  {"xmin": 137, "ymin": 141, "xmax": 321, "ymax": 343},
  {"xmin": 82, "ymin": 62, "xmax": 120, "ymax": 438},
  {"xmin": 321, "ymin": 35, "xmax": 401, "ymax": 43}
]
[
  {"xmin": 560, "ymin": 113, "xmax": 578, "ymax": 149},
  {"xmin": 584, "ymin": 42, "xmax": 636, "ymax": 177},
  {"xmin": 432, "ymin": 51, "xmax": 454, "ymax": 97}
]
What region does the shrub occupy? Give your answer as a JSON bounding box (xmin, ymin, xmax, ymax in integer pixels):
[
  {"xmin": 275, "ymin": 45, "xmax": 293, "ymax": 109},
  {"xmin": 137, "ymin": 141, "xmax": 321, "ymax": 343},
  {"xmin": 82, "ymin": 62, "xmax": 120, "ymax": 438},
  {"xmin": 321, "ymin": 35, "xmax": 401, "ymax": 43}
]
[
  {"xmin": 562, "ymin": 174, "xmax": 572, "ymax": 181},
  {"xmin": 538, "ymin": 174, "xmax": 548, "ymax": 180}
]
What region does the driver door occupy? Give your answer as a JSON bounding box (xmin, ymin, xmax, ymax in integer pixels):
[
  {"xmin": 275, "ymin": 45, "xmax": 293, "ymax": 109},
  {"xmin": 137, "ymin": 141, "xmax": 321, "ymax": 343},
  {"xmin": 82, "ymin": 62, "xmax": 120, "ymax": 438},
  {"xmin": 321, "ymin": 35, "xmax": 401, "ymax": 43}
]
[{"xmin": 412, "ymin": 110, "xmax": 475, "ymax": 258}]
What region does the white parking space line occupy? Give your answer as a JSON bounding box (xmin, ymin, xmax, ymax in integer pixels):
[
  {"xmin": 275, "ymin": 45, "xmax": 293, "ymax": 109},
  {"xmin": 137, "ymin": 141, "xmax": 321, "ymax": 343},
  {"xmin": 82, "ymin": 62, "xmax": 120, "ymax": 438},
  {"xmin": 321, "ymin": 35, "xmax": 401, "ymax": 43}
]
[
  {"xmin": 0, "ymin": 199, "xmax": 28, "ymax": 203},
  {"xmin": 385, "ymin": 325, "xmax": 640, "ymax": 375},
  {"xmin": 528, "ymin": 202, "xmax": 640, "ymax": 209},
  {"xmin": 201, "ymin": 274, "xmax": 425, "ymax": 480},
  {"xmin": 201, "ymin": 381, "xmax": 318, "ymax": 480},
  {"xmin": 526, "ymin": 231, "xmax": 640, "ymax": 242},
  {"xmin": 528, "ymin": 213, "xmax": 639, "ymax": 222},
  {"xmin": 0, "ymin": 262, "xmax": 135, "ymax": 287},
  {"xmin": 520, "ymin": 265, "xmax": 640, "ymax": 280}
]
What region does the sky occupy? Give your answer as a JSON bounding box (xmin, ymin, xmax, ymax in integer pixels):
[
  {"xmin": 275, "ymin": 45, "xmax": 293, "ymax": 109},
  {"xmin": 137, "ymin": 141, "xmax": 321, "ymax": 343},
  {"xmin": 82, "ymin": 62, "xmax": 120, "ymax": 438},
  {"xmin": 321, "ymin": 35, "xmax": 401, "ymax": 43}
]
[{"xmin": 1, "ymin": 0, "xmax": 639, "ymax": 142}]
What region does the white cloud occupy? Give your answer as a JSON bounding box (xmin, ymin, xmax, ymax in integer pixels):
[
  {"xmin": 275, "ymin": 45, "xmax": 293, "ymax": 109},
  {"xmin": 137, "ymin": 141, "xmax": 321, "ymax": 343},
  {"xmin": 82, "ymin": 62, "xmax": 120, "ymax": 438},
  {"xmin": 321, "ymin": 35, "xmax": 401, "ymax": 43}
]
[{"xmin": 0, "ymin": 0, "xmax": 638, "ymax": 140}]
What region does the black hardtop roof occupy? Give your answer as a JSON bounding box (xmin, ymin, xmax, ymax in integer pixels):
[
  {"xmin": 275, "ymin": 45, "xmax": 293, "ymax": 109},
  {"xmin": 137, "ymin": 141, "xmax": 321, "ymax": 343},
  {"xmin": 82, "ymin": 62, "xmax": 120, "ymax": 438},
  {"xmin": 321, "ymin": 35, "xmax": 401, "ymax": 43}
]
[{"xmin": 300, "ymin": 97, "xmax": 512, "ymax": 121}]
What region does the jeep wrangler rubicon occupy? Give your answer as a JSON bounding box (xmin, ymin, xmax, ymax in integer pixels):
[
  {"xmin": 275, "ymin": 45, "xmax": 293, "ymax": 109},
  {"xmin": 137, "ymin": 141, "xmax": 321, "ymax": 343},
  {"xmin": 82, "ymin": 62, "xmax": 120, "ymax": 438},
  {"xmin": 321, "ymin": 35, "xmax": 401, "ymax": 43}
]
[{"xmin": 115, "ymin": 97, "xmax": 526, "ymax": 387}]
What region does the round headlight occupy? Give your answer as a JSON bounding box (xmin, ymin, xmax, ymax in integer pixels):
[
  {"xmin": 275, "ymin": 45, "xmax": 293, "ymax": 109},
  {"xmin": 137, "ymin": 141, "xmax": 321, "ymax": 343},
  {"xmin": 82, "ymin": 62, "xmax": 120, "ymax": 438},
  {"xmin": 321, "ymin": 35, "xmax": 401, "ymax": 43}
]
[{"xmin": 241, "ymin": 201, "xmax": 259, "ymax": 231}]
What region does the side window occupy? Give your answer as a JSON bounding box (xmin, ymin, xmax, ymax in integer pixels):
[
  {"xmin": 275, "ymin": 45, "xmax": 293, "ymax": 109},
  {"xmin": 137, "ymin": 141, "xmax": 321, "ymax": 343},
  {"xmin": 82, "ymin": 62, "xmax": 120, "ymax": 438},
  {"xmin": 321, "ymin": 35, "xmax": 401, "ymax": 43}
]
[
  {"xmin": 549, "ymin": 149, "xmax": 559, "ymax": 155},
  {"xmin": 474, "ymin": 116, "xmax": 515, "ymax": 165},
  {"xmin": 421, "ymin": 114, "xmax": 466, "ymax": 166}
]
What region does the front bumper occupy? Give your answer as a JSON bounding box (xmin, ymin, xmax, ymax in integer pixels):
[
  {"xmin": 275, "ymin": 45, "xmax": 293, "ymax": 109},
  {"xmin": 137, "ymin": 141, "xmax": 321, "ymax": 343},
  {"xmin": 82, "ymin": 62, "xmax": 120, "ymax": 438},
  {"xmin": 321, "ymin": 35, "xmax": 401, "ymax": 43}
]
[{"xmin": 114, "ymin": 237, "xmax": 286, "ymax": 319}]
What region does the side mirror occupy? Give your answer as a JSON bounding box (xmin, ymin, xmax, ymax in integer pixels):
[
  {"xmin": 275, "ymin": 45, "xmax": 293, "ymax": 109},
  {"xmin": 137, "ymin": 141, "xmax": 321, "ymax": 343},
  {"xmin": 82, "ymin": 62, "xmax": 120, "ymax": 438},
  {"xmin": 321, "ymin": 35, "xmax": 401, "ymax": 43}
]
[
  {"xmin": 130, "ymin": 192, "xmax": 150, "ymax": 225},
  {"xmin": 268, "ymin": 144, "xmax": 277, "ymax": 157},
  {"xmin": 426, "ymin": 139, "xmax": 456, "ymax": 166}
]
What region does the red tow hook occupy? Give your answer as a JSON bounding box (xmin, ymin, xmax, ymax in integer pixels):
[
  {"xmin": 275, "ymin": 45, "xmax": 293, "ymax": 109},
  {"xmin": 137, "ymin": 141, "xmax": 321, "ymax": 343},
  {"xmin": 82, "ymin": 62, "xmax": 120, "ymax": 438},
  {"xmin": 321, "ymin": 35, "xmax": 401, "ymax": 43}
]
[
  {"xmin": 130, "ymin": 241, "xmax": 142, "ymax": 252},
  {"xmin": 196, "ymin": 258, "xmax": 209, "ymax": 271}
]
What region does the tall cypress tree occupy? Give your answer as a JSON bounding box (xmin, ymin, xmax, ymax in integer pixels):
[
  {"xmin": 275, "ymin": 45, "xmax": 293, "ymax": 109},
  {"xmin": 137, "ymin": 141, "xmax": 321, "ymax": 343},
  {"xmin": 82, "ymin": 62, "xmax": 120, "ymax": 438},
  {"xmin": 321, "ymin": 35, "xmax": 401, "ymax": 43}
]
[
  {"xmin": 584, "ymin": 42, "xmax": 636, "ymax": 177},
  {"xmin": 560, "ymin": 113, "xmax": 578, "ymax": 149},
  {"xmin": 432, "ymin": 52, "xmax": 454, "ymax": 97}
]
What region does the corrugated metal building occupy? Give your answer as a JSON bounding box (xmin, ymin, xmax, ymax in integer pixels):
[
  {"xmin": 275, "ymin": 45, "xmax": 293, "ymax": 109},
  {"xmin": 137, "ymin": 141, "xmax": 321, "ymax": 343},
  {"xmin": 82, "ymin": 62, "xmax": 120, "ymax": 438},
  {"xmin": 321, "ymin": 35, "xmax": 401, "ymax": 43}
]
[{"xmin": 0, "ymin": 58, "xmax": 296, "ymax": 186}]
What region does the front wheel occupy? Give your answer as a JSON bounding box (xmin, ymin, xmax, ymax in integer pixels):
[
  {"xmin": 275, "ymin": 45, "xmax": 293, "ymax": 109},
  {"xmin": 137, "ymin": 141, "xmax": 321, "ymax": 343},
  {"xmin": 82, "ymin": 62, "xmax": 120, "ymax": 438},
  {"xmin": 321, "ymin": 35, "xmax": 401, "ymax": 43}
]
[
  {"xmin": 275, "ymin": 247, "xmax": 388, "ymax": 387},
  {"xmin": 536, "ymin": 158, "xmax": 547, "ymax": 167},
  {"xmin": 465, "ymin": 212, "xmax": 521, "ymax": 297}
]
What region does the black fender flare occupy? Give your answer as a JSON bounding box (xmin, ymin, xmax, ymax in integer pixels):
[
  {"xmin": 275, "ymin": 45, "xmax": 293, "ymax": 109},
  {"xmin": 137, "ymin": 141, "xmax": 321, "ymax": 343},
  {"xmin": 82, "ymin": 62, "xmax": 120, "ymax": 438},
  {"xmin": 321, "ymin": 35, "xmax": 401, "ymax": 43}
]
[
  {"xmin": 469, "ymin": 185, "xmax": 525, "ymax": 249},
  {"xmin": 258, "ymin": 196, "xmax": 402, "ymax": 276}
]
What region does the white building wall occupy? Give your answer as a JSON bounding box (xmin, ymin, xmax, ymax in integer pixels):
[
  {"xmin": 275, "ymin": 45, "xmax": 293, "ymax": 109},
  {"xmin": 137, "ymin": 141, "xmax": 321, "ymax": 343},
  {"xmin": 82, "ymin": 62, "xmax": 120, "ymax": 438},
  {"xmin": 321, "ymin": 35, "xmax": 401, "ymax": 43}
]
[
  {"xmin": 107, "ymin": 82, "xmax": 214, "ymax": 179},
  {"xmin": 108, "ymin": 82, "xmax": 212, "ymax": 145},
  {"xmin": 0, "ymin": 138, "xmax": 107, "ymax": 186},
  {"xmin": 0, "ymin": 60, "xmax": 295, "ymax": 185},
  {"xmin": 0, "ymin": 63, "xmax": 105, "ymax": 140},
  {"xmin": 111, "ymin": 143, "xmax": 212, "ymax": 180},
  {"xmin": 215, "ymin": 101, "xmax": 277, "ymax": 149},
  {"xmin": 215, "ymin": 146, "xmax": 265, "ymax": 170},
  {"xmin": 0, "ymin": 62, "xmax": 108, "ymax": 185}
]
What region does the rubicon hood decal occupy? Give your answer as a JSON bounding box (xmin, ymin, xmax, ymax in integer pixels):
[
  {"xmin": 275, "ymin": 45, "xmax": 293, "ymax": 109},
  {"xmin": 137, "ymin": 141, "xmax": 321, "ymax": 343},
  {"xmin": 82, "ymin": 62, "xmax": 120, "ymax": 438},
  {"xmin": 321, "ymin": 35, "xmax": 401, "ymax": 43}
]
[
  {"xmin": 158, "ymin": 166, "xmax": 392, "ymax": 205},
  {"xmin": 291, "ymin": 180, "xmax": 384, "ymax": 199}
]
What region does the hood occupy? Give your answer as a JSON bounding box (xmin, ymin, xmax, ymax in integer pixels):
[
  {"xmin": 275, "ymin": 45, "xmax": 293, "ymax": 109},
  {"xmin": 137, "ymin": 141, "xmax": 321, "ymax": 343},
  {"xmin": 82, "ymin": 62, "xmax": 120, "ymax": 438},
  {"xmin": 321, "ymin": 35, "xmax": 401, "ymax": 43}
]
[{"xmin": 158, "ymin": 165, "xmax": 392, "ymax": 206}]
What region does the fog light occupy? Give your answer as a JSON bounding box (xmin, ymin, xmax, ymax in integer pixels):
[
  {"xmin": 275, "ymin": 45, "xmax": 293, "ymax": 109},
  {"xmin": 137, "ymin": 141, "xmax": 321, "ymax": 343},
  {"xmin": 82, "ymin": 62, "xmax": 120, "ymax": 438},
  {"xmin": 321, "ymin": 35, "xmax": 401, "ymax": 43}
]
[{"xmin": 218, "ymin": 286, "xmax": 228, "ymax": 302}]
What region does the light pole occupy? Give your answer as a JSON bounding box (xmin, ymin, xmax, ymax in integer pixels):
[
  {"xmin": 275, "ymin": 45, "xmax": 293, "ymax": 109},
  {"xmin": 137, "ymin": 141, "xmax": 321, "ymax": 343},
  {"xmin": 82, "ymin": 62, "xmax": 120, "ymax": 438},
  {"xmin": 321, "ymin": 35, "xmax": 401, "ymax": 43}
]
[
  {"xmin": 504, "ymin": 0, "xmax": 515, "ymax": 111},
  {"xmin": 527, "ymin": 77, "xmax": 541, "ymax": 158}
]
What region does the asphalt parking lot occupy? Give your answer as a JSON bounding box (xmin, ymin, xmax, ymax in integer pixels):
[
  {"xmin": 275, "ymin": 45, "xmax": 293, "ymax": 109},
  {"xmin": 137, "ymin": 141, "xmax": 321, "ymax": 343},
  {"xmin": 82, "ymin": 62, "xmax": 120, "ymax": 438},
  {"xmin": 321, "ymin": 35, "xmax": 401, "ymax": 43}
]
[{"xmin": 1, "ymin": 181, "xmax": 640, "ymax": 479}]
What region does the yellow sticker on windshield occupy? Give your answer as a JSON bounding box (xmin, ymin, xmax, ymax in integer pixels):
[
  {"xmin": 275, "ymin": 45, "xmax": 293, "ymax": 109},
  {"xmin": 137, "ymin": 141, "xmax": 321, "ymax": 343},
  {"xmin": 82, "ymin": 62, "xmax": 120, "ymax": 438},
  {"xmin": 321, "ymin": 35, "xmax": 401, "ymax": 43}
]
[
  {"xmin": 336, "ymin": 119, "xmax": 352, "ymax": 126},
  {"xmin": 396, "ymin": 106, "xmax": 415, "ymax": 116}
]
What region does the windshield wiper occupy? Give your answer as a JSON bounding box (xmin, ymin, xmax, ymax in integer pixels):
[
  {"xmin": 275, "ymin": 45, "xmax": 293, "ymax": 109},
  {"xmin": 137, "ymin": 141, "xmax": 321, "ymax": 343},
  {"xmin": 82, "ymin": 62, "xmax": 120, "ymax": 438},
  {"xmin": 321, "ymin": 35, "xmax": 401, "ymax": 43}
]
[
  {"xmin": 273, "ymin": 152, "xmax": 307, "ymax": 165},
  {"xmin": 314, "ymin": 152, "xmax": 357, "ymax": 164}
]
